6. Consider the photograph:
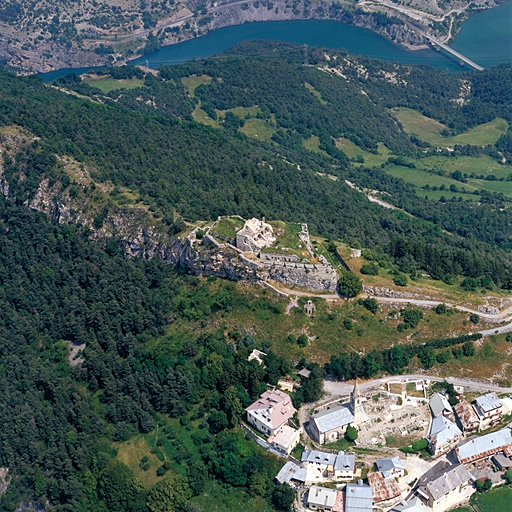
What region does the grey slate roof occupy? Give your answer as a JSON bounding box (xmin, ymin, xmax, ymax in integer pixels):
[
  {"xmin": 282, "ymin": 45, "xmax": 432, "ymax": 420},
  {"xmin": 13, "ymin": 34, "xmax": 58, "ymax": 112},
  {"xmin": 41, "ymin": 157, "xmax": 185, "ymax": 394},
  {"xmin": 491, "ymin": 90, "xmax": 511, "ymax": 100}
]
[
  {"xmin": 275, "ymin": 461, "xmax": 306, "ymax": 484},
  {"xmin": 425, "ymin": 464, "xmax": 473, "ymax": 501},
  {"xmin": 311, "ymin": 404, "xmax": 355, "ymax": 433},
  {"xmin": 335, "ymin": 451, "xmax": 356, "ymax": 472},
  {"xmin": 475, "ymin": 392, "xmax": 502, "ymax": 414},
  {"xmin": 302, "ymin": 449, "xmax": 337, "ymax": 466},
  {"xmin": 429, "ymin": 393, "xmax": 453, "ymax": 418},
  {"xmin": 307, "ymin": 486, "xmax": 338, "ymax": 508},
  {"xmin": 456, "ymin": 428, "xmax": 512, "ymax": 463},
  {"xmin": 345, "ymin": 481, "xmax": 373, "ymax": 512},
  {"xmin": 428, "ymin": 415, "xmax": 462, "ymax": 451},
  {"xmin": 375, "ymin": 456, "xmax": 406, "ymax": 476}
]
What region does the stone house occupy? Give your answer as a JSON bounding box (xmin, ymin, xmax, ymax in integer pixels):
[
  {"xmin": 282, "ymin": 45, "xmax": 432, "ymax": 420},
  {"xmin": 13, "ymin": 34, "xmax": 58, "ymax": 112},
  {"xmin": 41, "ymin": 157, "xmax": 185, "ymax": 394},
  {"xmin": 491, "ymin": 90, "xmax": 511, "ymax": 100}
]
[
  {"xmin": 375, "ymin": 456, "xmax": 406, "ymax": 478},
  {"xmin": 304, "ymin": 300, "xmax": 316, "ymax": 315},
  {"xmin": 454, "ymin": 400, "xmax": 480, "ymax": 433}
]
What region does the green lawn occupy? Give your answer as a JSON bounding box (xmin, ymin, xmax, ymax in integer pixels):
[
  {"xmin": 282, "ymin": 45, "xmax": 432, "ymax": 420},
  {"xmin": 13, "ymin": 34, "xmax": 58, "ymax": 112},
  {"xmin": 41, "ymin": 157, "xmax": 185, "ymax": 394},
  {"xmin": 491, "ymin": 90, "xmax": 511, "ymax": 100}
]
[
  {"xmin": 391, "ymin": 107, "xmax": 508, "ymax": 147},
  {"xmin": 210, "ymin": 216, "xmax": 245, "ymax": 240},
  {"xmin": 475, "ymin": 486, "xmax": 512, "ymax": 512},
  {"xmin": 182, "ymin": 74, "xmax": 212, "ymax": 97},
  {"xmin": 192, "ymin": 104, "xmax": 218, "ymax": 128},
  {"xmin": 303, "ymin": 135, "xmax": 329, "ymax": 156},
  {"xmin": 417, "ymin": 154, "xmax": 512, "ymax": 179},
  {"xmin": 83, "ymin": 77, "xmax": 145, "ymax": 93}
]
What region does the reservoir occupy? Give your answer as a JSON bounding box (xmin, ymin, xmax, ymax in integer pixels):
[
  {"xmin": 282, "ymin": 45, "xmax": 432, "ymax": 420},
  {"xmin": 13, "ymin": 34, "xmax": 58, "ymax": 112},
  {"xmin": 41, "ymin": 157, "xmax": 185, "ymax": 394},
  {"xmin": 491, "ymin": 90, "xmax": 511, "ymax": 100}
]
[{"xmin": 41, "ymin": 1, "xmax": 512, "ymax": 81}]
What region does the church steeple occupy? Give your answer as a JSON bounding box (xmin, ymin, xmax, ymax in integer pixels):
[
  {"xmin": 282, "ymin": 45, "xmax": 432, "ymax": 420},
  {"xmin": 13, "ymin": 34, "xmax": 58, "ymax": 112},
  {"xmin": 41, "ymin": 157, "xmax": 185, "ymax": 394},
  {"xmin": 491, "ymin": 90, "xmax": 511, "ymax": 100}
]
[{"xmin": 350, "ymin": 380, "xmax": 364, "ymax": 424}]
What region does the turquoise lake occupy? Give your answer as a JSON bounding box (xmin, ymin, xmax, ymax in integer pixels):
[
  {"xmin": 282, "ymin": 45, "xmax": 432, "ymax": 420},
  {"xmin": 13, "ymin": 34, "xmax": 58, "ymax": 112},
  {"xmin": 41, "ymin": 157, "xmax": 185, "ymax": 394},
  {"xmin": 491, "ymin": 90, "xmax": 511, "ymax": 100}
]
[{"xmin": 40, "ymin": 2, "xmax": 512, "ymax": 81}]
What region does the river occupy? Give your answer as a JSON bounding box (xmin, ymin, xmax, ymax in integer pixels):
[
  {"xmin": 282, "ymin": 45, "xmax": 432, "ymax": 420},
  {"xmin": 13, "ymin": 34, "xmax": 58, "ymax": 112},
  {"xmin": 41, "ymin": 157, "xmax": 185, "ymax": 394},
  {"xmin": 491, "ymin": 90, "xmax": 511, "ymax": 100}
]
[{"xmin": 40, "ymin": 2, "xmax": 511, "ymax": 81}]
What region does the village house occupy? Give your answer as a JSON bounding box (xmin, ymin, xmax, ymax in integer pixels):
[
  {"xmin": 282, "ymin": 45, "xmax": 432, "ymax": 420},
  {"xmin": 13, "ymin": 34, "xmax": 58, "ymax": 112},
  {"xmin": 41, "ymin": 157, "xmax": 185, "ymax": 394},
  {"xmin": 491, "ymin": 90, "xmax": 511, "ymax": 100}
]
[
  {"xmin": 301, "ymin": 449, "xmax": 356, "ymax": 482},
  {"xmin": 427, "ymin": 415, "xmax": 464, "ymax": 457},
  {"xmin": 375, "ymin": 456, "xmax": 406, "ymax": 478},
  {"xmin": 277, "ymin": 376, "xmax": 297, "ymax": 393},
  {"xmin": 368, "ymin": 471, "xmax": 401, "ymax": 503},
  {"xmin": 275, "ymin": 461, "xmax": 306, "ymax": 485},
  {"xmin": 306, "ymin": 486, "xmax": 341, "ymax": 511},
  {"xmin": 418, "ymin": 464, "xmax": 473, "ymax": 510},
  {"xmin": 345, "ymin": 480, "xmax": 373, "ymax": 512},
  {"xmin": 454, "ymin": 400, "xmax": 480, "ymax": 433},
  {"xmin": 455, "ymin": 428, "xmax": 512, "ymax": 464},
  {"xmin": 245, "ymin": 389, "xmax": 296, "ymax": 436},
  {"xmin": 309, "ymin": 382, "xmax": 366, "ymax": 444},
  {"xmin": 492, "ymin": 453, "xmax": 512, "ymax": 471},
  {"xmin": 474, "ymin": 392, "xmax": 503, "ymax": 429},
  {"xmin": 271, "ymin": 424, "xmax": 302, "ymax": 455},
  {"xmin": 429, "ymin": 393, "xmax": 454, "ymax": 419}
]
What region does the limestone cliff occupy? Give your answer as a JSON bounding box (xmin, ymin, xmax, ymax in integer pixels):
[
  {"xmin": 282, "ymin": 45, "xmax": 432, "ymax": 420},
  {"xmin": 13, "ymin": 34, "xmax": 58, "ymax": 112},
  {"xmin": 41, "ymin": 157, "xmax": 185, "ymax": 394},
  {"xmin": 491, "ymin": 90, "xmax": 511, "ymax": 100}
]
[{"xmin": 0, "ymin": 125, "xmax": 339, "ymax": 293}]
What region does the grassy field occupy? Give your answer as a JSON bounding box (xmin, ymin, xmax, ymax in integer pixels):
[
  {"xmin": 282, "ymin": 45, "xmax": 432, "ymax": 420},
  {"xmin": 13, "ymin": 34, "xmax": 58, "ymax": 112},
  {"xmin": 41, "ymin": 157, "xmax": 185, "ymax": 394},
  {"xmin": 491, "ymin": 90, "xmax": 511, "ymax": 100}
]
[
  {"xmin": 437, "ymin": 335, "xmax": 512, "ymax": 386},
  {"xmin": 182, "ymin": 74, "xmax": 212, "ymax": 97},
  {"xmin": 336, "ymin": 138, "xmax": 391, "ymax": 167},
  {"xmin": 83, "ymin": 77, "xmax": 145, "ymax": 93},
  {"xmin": 305, "ymin": 83, "xmax": 327, "ymax": 104},
  {"xmin": 192, "ymin": 104, "xmax": 218, "ymax": 127},
  {"xmin": 264, "ymin": 221, "xmax": 309, "ymax": 259},
  {"xmin": 391, "ymin": 108, "xmax": 508, "ymax": 147},
  {"xmin": 417, "ymin": 154, "xmax": 512, "ymax": 179},
  {"xmin": 116, "ymin": 434, "xmax": 164, "ymax": 489},
  {"xmin": 303, "ymin": 135, "xmax": 329, "ymax": 156},
  {"xmin": 240, "ymin": 118, "xmax": 275, "ymax": 141},
  {"xmin": 166, "ymin": 278, "xmax": 474, "ymax": 365}
]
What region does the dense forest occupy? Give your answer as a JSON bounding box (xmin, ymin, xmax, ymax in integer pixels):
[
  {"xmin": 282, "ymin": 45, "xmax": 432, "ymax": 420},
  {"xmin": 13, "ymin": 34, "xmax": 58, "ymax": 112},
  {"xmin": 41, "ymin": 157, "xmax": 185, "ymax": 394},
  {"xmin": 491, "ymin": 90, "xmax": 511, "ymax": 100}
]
[{"xmin": 0, "ymin": 200, "xmax": 324, "ymax": 510}]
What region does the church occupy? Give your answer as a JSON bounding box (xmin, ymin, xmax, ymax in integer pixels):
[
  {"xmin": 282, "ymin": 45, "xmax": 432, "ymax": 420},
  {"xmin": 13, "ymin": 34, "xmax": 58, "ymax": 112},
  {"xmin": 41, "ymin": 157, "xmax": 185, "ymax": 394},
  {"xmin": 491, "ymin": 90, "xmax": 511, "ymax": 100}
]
[{"xmin": 309, "ymin": 381, "xmax": 367, "ymax": 445}]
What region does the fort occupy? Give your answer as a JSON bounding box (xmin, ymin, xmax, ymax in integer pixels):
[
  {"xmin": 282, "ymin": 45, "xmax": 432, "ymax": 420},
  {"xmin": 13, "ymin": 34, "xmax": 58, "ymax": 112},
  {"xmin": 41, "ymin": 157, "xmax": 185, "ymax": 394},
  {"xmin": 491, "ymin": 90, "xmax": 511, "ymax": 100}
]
[{"xmin": 177, "ymin": 216, "xmax": 340, "ymax": 293}]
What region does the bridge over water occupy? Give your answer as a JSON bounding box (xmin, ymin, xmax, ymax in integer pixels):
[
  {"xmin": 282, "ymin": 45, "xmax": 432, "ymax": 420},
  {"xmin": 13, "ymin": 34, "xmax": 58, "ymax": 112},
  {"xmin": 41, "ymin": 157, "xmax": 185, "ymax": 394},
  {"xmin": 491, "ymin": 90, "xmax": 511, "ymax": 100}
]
[{"xmin": 412, "ymin": 26, "xmax": 484, "ymax": 71}]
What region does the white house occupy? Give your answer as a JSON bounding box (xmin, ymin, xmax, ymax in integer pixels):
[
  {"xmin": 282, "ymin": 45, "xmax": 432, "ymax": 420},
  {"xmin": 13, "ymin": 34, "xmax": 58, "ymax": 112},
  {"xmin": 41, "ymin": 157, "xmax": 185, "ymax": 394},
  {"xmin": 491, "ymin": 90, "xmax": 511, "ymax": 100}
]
[
  {"xmin": 306, "ymin": 486, "xmax": 339, "ymax": 511},
  {"xmin": 375, "ymin": 456, "xmax": 406, "ymax": 478},
  {"xmin": 272, "ymin": 424, "xmax": 301, "ymax": 455},
  {"xmin": 474, "ymin": 392, "xmax": 503, "ymax": 428},
  {"xmin": 301, "ymin": 449, "xmax": 355, "ymax": 483},
  {"xmin": 245, "ymin": 389, "xmax": 296, "ymax": 436}
]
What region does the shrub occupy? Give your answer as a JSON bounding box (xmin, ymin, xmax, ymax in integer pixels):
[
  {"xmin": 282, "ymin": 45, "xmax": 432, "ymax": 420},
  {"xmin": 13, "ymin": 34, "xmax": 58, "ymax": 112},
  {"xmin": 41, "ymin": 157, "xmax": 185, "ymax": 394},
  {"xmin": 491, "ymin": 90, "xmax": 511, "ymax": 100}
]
[{"xmin": 345, "ymin": 425, "xmax": 358, "ymax": 442}]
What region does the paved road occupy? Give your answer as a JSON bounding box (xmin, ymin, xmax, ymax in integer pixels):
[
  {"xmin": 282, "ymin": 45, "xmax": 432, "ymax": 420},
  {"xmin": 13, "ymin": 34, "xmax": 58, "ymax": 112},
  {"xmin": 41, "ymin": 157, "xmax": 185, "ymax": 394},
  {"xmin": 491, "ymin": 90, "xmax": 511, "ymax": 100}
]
[{"xmin": 323, "ymin": 374, "xmax": 512, "ymax": 397}]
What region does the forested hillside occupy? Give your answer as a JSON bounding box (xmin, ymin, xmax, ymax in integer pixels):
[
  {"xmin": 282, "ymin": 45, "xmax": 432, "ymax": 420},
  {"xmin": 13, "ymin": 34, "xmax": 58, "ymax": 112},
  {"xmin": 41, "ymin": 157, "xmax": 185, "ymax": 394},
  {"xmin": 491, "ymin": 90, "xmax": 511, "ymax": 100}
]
[
  {"xmin": 0, "ymin": 44, "xmax": 512, "ymax": 509},
  {"xmin": 2, "ymin": 51, "xmax": 512, "ymax": 288}
]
